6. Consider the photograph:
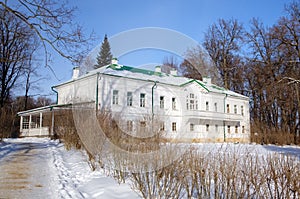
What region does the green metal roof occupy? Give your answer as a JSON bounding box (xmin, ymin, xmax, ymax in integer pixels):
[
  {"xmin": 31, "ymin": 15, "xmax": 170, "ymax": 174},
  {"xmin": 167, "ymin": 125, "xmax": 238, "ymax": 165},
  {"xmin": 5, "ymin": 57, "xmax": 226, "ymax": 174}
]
[{"xmin": 108, "ymin": 64, "xmax": 164, "ymax": 77}]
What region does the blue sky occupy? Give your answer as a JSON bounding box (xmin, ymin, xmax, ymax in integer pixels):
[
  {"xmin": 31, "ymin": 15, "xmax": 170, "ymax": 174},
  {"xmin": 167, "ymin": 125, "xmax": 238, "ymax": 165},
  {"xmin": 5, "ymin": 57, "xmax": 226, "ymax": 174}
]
[{"xmin": 27, "ymin": 0, "xmax": 290, "ymax": 99}]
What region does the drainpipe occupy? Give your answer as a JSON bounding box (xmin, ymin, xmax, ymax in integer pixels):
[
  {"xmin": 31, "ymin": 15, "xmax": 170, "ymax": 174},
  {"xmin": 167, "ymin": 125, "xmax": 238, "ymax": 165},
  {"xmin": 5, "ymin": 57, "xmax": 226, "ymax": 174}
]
[
  {"xmin": 223, "ymin": 93, "xmax": 228, "ymax": 142},
  {"xmin": 96, "ymin": 73, "xmax": 100, "ymax": 112},
  {"xmin": 151, "ymin": 81, "xmax": 157, "ymax": 118}
]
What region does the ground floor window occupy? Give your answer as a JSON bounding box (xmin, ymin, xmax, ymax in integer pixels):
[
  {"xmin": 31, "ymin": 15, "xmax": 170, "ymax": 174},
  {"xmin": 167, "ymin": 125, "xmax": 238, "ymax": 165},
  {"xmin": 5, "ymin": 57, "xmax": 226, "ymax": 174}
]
[
  {"xmin": 227, "ymin": 125, "xmax": 231, "ymax": 133},
  {"xmin": 235, "ymin": 126, "xmax": 238, "ymax": 133},
  {"xmin": 206, "ymin": 124, "xmax": 209, "ymax": 132},
  {"xmin": 242, "ymin": 126, "xmax": 245, "ymax": 133},
  {"xmin": 127, "ymin": 120, "xmax": 133, "ymax": 132},
  {"xmin": 190, "ymin": 123, "xmax": 194, "ymax": 131},
  {"xmin": 172, "ymin": 122, "xmax": 177, "ymax": 131},
  {"xmin": 159, "ymin": 122, "xmax": 165, "ymax": 132}
]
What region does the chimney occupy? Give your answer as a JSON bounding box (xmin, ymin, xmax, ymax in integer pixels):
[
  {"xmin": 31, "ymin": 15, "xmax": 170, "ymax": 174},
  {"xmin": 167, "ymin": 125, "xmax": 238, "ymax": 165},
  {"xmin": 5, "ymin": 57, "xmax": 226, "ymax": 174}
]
[
  {"xmin": 170, "ymin": 68, "xmax": 178, "ymax": 76},
  {"xmin": 111, "ymin": 58, "xmax": 118, "ymax": 65},
  {"xmin": 72, "ymin": 67, "xmax": 80, "ymax": 79},
  {"xmin": 155, "ymin": 66, "xmax": 161, "ymax": 73},
  {"xmin": 203, "ymin": 76, "xmax": 211, "ymax": 85}
]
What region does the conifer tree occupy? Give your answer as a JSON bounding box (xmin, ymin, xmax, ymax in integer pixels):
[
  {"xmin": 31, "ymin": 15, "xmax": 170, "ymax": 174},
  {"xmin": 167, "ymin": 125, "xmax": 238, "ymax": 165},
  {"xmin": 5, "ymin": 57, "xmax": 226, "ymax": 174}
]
[{"xmin": 95, "ymin": 34, "xmax": 113, "ymax": 68}]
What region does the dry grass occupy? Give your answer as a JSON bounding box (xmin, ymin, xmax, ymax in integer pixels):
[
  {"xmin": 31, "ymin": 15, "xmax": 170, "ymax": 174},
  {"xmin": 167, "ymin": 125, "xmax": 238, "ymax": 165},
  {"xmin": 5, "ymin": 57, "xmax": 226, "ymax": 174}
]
[
  {"xmin": 47, "ymin": 108, "xmax": 299, "ymax": 198},
  {"xmin": 109, "ymin": 145, "xmax": 300, "ymax": 199}
]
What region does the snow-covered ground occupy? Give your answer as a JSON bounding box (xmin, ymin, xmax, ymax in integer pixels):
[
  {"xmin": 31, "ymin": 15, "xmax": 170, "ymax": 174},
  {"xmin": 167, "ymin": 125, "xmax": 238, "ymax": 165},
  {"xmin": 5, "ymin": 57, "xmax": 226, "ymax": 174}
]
[
  {"xmin": 0, "ymin": 137, "xmax": 299, "ymax": 198},
  {"xmin": 0, "ymin": 137, "xmax": 141, "ymax": 199}
]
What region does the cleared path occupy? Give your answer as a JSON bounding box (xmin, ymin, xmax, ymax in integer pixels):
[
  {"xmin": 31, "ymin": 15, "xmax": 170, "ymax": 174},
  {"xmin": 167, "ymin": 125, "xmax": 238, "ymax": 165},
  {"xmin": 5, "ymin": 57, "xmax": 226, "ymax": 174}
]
[{"xmin": 0, "ymin": 139, "xmax": 59, "ymax": 199}]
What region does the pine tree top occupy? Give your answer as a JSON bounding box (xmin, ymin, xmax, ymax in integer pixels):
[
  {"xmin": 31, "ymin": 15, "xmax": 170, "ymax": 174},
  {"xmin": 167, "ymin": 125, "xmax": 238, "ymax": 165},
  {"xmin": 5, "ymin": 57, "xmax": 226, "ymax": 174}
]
[{"xmin": 95, "ymin": 34, "xmax": 113, "ymax": 69}]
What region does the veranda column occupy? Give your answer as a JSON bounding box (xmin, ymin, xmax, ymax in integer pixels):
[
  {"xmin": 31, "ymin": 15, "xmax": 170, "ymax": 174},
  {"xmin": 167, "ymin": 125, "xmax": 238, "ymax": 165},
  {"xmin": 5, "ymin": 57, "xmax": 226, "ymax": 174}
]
[
  {"xmin": 40, "ymin": 112, "xmax": 43, "ymax": 136},
  {"xmin": 29, "ymin": 114, "xmax": 32, "ymax": 130},
  {"xmin": 20, "ymin": 115, "xmax": 23, "ymax": 133},
  {"xmin": 51, "ymin": 110, "xmax": 54, "ymax": 137}
]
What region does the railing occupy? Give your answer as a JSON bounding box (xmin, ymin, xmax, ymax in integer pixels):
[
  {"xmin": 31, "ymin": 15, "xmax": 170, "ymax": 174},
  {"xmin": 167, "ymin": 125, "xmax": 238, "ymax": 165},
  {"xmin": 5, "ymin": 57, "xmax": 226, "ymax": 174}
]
[{"xmin": 183, "ymin": 110, "xmax": 244, "ymax": 121}]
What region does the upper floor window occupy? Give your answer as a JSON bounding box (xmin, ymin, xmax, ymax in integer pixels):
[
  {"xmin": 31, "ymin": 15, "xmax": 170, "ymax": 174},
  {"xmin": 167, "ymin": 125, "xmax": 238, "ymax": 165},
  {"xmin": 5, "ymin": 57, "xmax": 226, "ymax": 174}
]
[
  {"xmin": 127, "ymin": 92, "xmax": 133, "ymax": 106},
  {"xmin": 160, "ymin": 96, "xmax": 164, "ymax": 109},
  {"xmin": 172, "ymin": 97, "xmax": 176, "ymax": 110},
  {"xmin": 140, "ymin": 93, "xmax": 145, "ymax": 107},
  {"xmin": 214, "ymin": 102, "xmax": 218, "ymax": 112},
  {"xmin": 112, "ymin": 90, "xmax": 118, "ymax": 105},
  {"xmin": 206, "ymin": 101, "xmax": 209, "ymax": 111},
  {"xmin": 186, "ymin": 93, "xmax": 197, "ymax": 110},
  {"xmin": 234, "ymin": 105, "xmax": 237, "ymax": 114},
  {"xmin": 227, "ymin": 104, "xmax": 230, "ymax": 113},
  {"xmin": 241, "ymin": 105, "xmax": 244, "ymax": 116}
]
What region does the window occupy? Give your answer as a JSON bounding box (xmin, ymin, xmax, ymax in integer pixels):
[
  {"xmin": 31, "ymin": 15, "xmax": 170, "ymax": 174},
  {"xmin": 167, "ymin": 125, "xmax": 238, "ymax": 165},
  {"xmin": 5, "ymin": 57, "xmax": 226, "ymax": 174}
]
[
  {"xmin": 172, "ymin": 97, "xmax": 176, "ymax": 110},
  {"xmin": 227, "ymin": 125, "xmax": 231, "ymax": 133},
  {"xmin": 160, "ymin": 96, "xmax": 164, "ymax": 109},
  {"xmin": 172, "ymin": 122, "xmax": 177, "ymax": 131},
  {"xmin": 186, "ymin": 93, "xmax": 197, "ymax": 110},
  {"xmin": 206, "ymin": 124, "xmax": 209, "ymax": 132},
  {"xmin": 112, "ymin": 90, "xmax": 118, "ymax": 105},
  {"xmin": 127, "ymin": 92, "xmax": 133, "ymax": 106},
  {"xmin": 214, "ymin": 102, "xmax": 218, "ymax": 112},
  {"xmin": 140, "ymin": 121, "xmax": 146, "ymax": 133},
  {"xmin": 159, "ymin": 122, "xmax": 165, "ymax": 131},
  {"xmin": 127, "ymin": 121, "xmax": 133, "ymax": 132},
  {"xmin": 227, "ymin": 104, "xmax": 230, "ymax": 113},
  {"xmin": 190, "ymin": 123, "xmax": 194, "ymax": 131},
  {"xmin": 234, "ymin": 105, "xmax": 237, "ymax": 114},
  {"xmin": 241, "ymin": 106, "xmax": 244, "ymax": 116},
  {"xmin": 235, "ymin": 126, "xmax": 238, "ymax": 133},
  {"xmin": 215, "ymin": 125, "xmax": 218, "ymax": 133},
  {"xmin": 140, "ymin": 93, "xmax": 145, "ymax": 107},
  {"xmin": 206, "ymin": 101, "xmax": 209, "ymax": 111},
  {"xmin": 242, "ymin": 126, "xmax": 245, "ymax": 133}
]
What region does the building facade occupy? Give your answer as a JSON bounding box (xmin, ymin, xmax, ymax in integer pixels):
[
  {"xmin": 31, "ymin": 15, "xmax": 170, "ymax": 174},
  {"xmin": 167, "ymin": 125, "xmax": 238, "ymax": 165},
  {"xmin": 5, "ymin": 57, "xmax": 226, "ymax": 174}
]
[{"xmin": 49, "ymin": 60, "xmax": 250, "ymax": 143}]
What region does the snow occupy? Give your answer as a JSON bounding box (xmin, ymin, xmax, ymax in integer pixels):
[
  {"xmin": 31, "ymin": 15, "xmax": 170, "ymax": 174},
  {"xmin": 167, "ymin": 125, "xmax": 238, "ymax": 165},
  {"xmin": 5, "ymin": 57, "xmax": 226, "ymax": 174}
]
[
  {"xmin": 0, "ymin": 138, "xmax": 141, "ymax": 199},
  {"xmin": 0, "ymin": 138, "xmax": 299, "ymax": 198}
]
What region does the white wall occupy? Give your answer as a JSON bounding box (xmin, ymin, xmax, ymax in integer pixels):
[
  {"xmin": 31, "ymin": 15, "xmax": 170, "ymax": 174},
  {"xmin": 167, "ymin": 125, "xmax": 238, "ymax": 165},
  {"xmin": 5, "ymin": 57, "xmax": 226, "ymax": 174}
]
[{"xmin": 55, "ymin": 72, "xmax": 250, "ymax": 142}]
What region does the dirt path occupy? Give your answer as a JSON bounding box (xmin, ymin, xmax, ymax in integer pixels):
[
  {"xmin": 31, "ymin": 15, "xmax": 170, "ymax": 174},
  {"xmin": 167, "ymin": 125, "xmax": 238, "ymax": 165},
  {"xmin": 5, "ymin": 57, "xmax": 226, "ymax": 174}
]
[{"xmin": 0, "ymin": 139, "xmax": 58, "ymax": 199}]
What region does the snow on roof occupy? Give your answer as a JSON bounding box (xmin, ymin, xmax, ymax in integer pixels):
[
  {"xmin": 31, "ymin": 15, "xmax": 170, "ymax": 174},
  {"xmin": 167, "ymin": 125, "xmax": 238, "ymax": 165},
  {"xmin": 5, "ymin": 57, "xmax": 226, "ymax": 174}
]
[{"xmin": 56, "ymin": 63, "xmax": 248, "ymax": 99}]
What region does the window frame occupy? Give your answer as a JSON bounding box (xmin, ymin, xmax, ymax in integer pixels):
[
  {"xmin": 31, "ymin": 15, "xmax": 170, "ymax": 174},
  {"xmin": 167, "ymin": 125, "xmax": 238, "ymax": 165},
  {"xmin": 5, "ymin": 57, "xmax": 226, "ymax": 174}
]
[
  {"xmin": 160, "ymin": 96, "xmax": 164, "ymax": 109},
  {"xmin": 127, "ymin": 92, "xmax": 133, "ymax": 106},
  {"xmin": 112, "ymin": 90, "xmax": 119, "ymax": 105},
  {"xmin": 140, "ymin": 93, "xmax": 146, "ymax": 107},
  {"xmin": 172, "ymin": 97, "xmax": 176, "ymax": 110},
  {"xmin": 172, "ymin": 122, "xmax": 177, "ymax": 132}
]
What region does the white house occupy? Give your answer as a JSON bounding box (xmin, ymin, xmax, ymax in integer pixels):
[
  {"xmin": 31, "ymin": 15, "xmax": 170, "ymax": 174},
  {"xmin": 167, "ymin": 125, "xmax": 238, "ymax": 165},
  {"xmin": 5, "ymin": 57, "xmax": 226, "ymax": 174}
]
[{"xmin": 18, "ymin": 59, "xmax": 250, "ymax": 143}]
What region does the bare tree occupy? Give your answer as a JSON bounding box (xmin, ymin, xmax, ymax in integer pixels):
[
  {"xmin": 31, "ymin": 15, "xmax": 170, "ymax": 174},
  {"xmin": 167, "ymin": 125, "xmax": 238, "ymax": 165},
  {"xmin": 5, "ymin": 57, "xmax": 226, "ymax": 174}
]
[
  {"xmin": 162, "ymin": 56, "xmax": 178, "ymax": 74},
  {"xmin": 0, "ymin": 0, "xmax": 95, "ymax": 67},
  {"xmin": 0, "ymin": 9, "xmax": 34, "ymax": 107},
  {"xmin": 180, "ymin": 45, "xmax": 220, "ymax": 83},
  {"xmin": 203, "ymin": 18, "xmax": 244, "ymax": 89},
  {"xmin": 244, "ymin": 1, "xmax": 300, "ymax": 143}
]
